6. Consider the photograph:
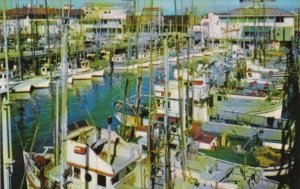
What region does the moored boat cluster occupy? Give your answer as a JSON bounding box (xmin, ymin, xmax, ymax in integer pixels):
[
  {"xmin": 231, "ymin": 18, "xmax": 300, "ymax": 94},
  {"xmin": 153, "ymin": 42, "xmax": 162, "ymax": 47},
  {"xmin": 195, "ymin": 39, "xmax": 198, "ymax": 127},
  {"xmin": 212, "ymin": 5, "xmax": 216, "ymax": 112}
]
[{"xmin": 1, "ymin": 0, "xmax": 299, "ymax": 188}]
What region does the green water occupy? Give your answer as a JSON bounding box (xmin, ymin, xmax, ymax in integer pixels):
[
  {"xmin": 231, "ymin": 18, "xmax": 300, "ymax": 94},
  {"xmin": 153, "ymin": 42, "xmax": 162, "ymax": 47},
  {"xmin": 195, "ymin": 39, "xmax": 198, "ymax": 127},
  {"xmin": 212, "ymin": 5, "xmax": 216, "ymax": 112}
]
[{"xmin": 9, "ymin": 70, "xmax": 153, "ymax": 188}]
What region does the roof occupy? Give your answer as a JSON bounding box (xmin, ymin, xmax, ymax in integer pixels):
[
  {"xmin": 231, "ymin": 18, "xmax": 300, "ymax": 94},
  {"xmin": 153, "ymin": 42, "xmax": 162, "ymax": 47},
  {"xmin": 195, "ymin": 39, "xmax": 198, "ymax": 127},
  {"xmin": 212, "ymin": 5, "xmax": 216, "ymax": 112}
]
[
  {"xmin": 196, "ymin": 133, "xmax": 216, "ymax": 144},
  {"xmin": 4, "ymin": 7, "xmax": 83, "ymax": 18},
  {"xmin": 218, "ymin": 8, "xmax": 293, "ymax": 17}
]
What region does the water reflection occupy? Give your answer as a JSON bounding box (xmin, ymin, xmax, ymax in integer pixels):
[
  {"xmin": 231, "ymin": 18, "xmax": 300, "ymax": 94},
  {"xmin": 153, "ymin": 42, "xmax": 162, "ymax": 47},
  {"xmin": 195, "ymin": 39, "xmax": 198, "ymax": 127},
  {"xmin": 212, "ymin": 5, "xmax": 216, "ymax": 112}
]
[{"xmin": 9, "ymin": 71, "xmax": 143, "ymax": 188}]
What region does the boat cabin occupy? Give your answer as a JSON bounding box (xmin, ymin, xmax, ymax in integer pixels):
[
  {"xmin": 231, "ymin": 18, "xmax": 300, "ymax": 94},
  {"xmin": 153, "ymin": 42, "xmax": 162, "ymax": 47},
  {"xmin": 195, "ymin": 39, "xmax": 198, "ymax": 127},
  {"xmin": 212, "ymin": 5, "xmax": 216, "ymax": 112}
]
[
  {"xmin": 63, "ymin": 122, "xmax": 140, "ymax": 188},
  {"xmin": 41, "ymin": 65, "xmax": 51, "ymax": 76},
  {"xmin": 24, "ymin": 120, "xmax": 140, "ymax": 189},
  {"xmin": 80, "ymin": 60, "xmax": 90, "ymax": 68},
  {"xmin": 0, "ymin": 71, "xmax": 14, "ymax": 81}
]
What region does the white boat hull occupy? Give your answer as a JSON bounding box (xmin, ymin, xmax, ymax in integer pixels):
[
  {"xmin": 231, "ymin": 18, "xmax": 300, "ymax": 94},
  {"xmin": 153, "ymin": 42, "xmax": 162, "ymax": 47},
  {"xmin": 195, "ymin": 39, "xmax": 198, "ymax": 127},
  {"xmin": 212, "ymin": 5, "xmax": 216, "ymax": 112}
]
[
  {"xmin": 12, "ymin": 83, "xmax": 33, "ymax": 93},
  {"xmin": 91, "ymin": 70, "xmax": 104, "ymax": 77},
  {"xmin": 73, "ymin": 72, "xmax": 93, "ymax": 80},
  {"xmin": 31, "ymin": 78, "xmax": 50, "ymax": 88},
  {"xmin": 68, "ymin": 76, "xmax": 73, "ymax": 84}
]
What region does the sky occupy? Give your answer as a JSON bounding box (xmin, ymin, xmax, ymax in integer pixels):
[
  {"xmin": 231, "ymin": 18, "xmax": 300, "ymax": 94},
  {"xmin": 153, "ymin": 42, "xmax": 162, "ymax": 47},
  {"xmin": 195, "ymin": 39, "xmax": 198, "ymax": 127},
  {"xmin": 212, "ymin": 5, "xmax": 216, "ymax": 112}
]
[{"xmin": 1, "ymin": 0, "xmax": 300, "ymax": 15}]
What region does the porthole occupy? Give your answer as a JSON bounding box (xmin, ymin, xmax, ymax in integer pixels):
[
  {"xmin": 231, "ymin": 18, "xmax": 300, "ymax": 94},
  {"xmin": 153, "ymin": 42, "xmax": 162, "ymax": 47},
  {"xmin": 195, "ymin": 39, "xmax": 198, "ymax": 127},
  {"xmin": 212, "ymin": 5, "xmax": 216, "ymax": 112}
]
[{"xmin": 85, "ymin": 173, "xmax": 92, "ymax": 182}]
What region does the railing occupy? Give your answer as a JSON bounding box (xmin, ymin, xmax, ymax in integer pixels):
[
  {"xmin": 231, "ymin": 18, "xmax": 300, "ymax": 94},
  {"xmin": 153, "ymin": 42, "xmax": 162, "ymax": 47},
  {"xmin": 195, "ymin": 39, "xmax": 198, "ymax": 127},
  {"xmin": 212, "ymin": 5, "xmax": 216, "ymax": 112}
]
[{"xmin": 208, "ymin": 108, "xmax": 290, "ymax": 130}]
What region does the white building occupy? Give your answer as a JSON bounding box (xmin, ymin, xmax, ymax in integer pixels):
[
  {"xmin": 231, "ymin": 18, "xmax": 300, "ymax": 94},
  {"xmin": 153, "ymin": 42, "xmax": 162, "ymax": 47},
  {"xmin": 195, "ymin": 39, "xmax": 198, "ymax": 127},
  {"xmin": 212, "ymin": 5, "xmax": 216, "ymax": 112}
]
[
  {"xmin": 201, "ymin": 7, "xmax": 294, "ymax": 42},
  {"xmin": 82, "ymin": 5, "xmax": 127, "ymax": 40}
]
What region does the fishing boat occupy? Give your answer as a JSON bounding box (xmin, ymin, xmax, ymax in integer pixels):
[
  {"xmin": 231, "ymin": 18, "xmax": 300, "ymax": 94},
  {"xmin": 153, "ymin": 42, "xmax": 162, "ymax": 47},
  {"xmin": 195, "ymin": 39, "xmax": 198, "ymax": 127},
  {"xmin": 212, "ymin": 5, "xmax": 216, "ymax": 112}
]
[
  {"xmin": 203, "ymin": 59, "xmax": 284, "ymax": 118},
  {"xmin": 68, "ymin": 63, "xmax": 105, "ymax": 79},
  {"xmin": 0, "ymin": 71, "xmax": 50, "ymax": 94},
  {"xmin": 11, "ymin": 77, "xmax": 50, "ymax": 93},
  {"xmin": 114, "ymin": 76, "xmax": 285, "ymax": 187},
  {"xmin": 191, "ymin": 118, "xmax": 293, "ymax": 177},
  {"xmin": 117, "ymin": 142, "xmax": 284, "ymax": 189},
  {"xmin": 23, "ymin": 120, "xmax": 141, "ymax": 189},
  {"xmin": 114, "ymin": 77, "xmax": 211, "ymax": 130},
  {"xmin": 0, "ymin": 71, "xmax": 20, "ymax": 94},
  {"xmin": 114, "ymin": 55, "xmax": 292, "ymax": 178}
]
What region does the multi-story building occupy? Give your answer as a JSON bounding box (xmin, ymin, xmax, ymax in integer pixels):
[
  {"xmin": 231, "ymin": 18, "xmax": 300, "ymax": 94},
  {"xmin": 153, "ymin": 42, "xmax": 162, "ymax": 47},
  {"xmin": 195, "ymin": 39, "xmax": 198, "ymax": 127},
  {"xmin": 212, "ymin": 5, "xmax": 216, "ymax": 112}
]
[
  {"xmin": 82, "ymin": 4, "xmax": 127, "ymax": 41},
  {"xmin": 0, "ymin": 5, "xmax": 83, "ymax": 51},
  {"xmin": 1, "ymin": 5, "xmax": 82, "ymax": 37},
  {"xmin": 201, "ymin": 7, "xmax": 294, "ymax": 42}
]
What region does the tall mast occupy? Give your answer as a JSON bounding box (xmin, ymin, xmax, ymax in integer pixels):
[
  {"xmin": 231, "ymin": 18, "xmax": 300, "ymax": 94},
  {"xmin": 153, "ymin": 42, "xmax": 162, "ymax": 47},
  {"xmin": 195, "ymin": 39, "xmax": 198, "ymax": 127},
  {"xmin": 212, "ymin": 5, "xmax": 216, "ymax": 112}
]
[
  {"xmin": 163, "ymin": 38, "xmax": 171, "ymax": 189},
  {"xmin": 60, "ymin": 0, "xmax": 69, "ymax": 187},
  {"xmin": 15, "ymin": 1, "xmax": 23, "ymax": 80},
  {"xmin": 175, "ymin": 34, "xmax": 187, "ymax": 179},
  {"xmin": 174, "ymin": 0, "xmax": 177, "ymax": 32},
  {"xmin": 147, "ymin": 0, "xmax": 155, "ymax": 188},
  {"xmin": 2, "ymin": 0, "xmax": 14, "ymax": 188}
]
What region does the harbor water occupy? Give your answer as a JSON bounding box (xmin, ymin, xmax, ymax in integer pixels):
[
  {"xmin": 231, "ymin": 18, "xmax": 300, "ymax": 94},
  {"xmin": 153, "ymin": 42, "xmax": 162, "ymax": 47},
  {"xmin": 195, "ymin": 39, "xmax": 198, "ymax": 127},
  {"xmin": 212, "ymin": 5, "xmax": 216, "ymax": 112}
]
[{"xmin": 9, "ymin": 69, "xmax": 157, "ymax": 189}]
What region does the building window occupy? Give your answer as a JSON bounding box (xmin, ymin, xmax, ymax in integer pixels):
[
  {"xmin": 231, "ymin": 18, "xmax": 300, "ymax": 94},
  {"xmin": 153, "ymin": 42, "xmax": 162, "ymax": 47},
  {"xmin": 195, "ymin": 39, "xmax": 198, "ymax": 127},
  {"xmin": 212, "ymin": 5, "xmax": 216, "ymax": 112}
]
[
  {"xmin": 156, "ymin": 99, "xmax": 161, "ymax": 107},
  {"xmin": 217, "ymin": 96, "xmax": 222, "ymax": 101},
  {"xmin": 97, "ymin": 175, "xmax": 106, "ymax": 187},
  {"xmin": 276, "ymin": 17, "xmax": 284, "ymax": 23}
]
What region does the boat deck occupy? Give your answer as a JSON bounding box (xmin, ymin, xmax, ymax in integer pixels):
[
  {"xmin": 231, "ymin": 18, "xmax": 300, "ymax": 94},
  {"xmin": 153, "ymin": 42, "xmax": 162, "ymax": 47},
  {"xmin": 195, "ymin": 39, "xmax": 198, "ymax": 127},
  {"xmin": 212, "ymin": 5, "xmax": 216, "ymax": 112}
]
[{"xmin": 202, "ymin": 121, "xmax": 284, "ymax": 142}]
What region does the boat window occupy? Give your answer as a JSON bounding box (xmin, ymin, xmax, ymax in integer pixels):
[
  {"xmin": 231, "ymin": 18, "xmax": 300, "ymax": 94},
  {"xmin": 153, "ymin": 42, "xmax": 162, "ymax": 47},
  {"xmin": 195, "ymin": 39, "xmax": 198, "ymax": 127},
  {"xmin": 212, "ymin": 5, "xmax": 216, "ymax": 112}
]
[
  {"xmin": 217, "ymin": 96, "xmax": 222, "ymax": 101},
  {"xmin": 97, "ymin": 175, "xmax": 106, "ymax": 187},
  {"xmin": 4, "ymin": 74, "xmax": 6, "ymax": 78},
  {"xmin": 74, "ymin": 167, "xmax": 80, "ymax": 179},
  {"xmin": 276, "ymin": 17, "xmax": 284, "ymax": 23},
  {"xmin": 0, "ymin": 75, "xmax": 2, "ymax": 79},
  {"xmin": 111, "ymin": 173, "xmax": 119, "ymax": 185}
]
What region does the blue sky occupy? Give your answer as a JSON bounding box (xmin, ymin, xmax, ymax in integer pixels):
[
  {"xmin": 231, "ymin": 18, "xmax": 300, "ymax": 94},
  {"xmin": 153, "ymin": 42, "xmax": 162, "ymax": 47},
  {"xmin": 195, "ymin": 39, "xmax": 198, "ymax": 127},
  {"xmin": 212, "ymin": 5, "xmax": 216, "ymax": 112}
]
[{"xmin": 2, "ymin": 0, "xmax": 300, "ymax": 14}]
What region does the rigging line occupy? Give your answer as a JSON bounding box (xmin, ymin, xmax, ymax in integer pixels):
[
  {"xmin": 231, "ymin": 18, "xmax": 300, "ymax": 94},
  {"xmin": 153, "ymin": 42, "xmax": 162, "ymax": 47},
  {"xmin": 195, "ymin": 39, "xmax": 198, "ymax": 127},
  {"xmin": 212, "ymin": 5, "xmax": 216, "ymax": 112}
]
[
  {"xmin": 37, "ymin": 122, "xmax": 54, "ymax": 152},
  {"xmin": 111, "ymin": 73, "xmax": 134, "ymax": 96},
  {"xmin": 29, "ymin": 105, "xmax": 43, "ymax": 153},
  {"xmin": 76, "ymin": 94, "xmax": 97, "ymax": 127},
  {"xmin": 10, "ymin": 110, "xmax": 24, "ymax": 150},
  {"xmin": 111, "ymin": 75, "xmax": 128, "ymax": 95},
  {"xmin": 19, "ymin": 172, "xmax": 25, "ymax": 189},
  {"xmin": 83, "ymin": 105, "xmax": 96, "ymax": 127}
]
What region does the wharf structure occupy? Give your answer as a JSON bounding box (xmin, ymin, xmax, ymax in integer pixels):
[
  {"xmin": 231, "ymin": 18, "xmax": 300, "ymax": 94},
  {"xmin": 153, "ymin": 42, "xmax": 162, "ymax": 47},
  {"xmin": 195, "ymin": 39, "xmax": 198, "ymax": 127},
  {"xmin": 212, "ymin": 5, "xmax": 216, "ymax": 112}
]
[
  {"xmin": 201, "ymin": 7, "xmax": 295, "ymax": 43},
  {"xmin": 0, "ymin": 5, "xmax": 82, "ymax": 42}
]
